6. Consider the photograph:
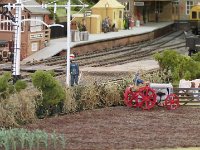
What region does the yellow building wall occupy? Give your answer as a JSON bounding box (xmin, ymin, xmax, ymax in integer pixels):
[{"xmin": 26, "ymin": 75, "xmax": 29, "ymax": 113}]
[
  {"xmin": 148, "ymin": 2, "xmax": 172, "ymax": 22},
  {"xmin": 86, "ymin": 16, "xmax": 101, "ymax": 34},
  {"xmin": 159, "ymin": 2, "xmax": 172, "ymax": 21},
  {"xmin": 72, "ymin": 15, "xmax": 101, "ymax": 34},
  {"xmin": 92, "ymin": 8, "xmax": 124, "ymax": 30}
]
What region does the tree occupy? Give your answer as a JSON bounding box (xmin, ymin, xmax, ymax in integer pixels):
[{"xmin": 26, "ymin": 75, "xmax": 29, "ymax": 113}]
[{"xmin": 154, "ymin": 50, "xmax": 200, "ymax": 82}]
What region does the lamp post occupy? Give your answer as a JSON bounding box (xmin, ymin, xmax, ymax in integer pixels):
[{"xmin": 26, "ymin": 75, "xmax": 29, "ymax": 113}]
[{"xmin": 105, "ymin": 2, "xmax": 109, "ymax": 17}]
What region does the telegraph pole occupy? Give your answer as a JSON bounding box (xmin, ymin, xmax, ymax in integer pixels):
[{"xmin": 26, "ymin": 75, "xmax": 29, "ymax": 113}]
[
  {"xmin": 12, "ymin": 0, "xmax": 22, "ymax": 83},
  {"xmin": 66, "ymin": 0, "xmax": 71, "ymax": 86},
  {"xmin": 3, "ymin": 0, "xmax": 88, "ymax": 85}
]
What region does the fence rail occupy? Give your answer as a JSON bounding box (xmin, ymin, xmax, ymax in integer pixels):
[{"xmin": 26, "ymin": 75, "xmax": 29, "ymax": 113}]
[{"xmin": 174, "ymin": 88, "xmax": 200, "ymax": 106}]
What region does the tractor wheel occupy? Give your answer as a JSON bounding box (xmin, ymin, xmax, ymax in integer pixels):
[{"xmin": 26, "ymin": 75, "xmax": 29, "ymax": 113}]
[
  {"xmin": 124, "ymin": 86, "xmax": 137, "ymax": 107},
  {"xmin": 136, "ymin": 86, "xmax": 157, "ymax": 110},
  {"xmin": 164, "ymin": 94, "xmax": 180, "ymax": 110}
]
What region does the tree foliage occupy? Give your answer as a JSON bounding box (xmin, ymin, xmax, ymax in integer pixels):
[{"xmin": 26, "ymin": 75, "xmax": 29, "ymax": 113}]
[
  {"xmin": 154, "ymin": 50, "xmax": 200, "ymax": 82},
  {"xmin": 35, "ymin": 0, "xmax": 97, "ymax": 13}
]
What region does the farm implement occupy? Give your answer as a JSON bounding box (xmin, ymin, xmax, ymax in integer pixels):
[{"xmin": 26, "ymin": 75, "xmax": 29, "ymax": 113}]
[{"xmin": 124, "ymin": 83, "xmax": 180, "ymax": 110}]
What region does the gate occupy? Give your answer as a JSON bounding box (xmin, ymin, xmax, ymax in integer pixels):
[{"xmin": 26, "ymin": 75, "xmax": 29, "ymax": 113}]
[{"xmin": 173, "ymin": 88, "xmax": 200, "ymax": 105}]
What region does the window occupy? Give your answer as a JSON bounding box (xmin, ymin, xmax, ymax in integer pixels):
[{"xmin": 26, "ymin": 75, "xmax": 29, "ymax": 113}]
[
  {"xmin": 31, "ymin": 42, "xmax": 38, "ymax": 51},
  {"xmin": 156, "ymin": 2, "xmax": 163, "ymax": 13},
  {"xmin": 30, "ymin": 16, "xmax": 43, "ymax": 32},
  {"xmin": 123, "ymin": 1, "xmax": 130, "ymax": 12},
  {"xmin": 119, "ymin": 11, "xmax": 122, "ymax": 19},
  {"xmin": 0, "ymin": 15, "xmax": 25, "ymax": 31},
  {"xmin": 186, "ymin": 0, "xmax": 194, "ymax": 15},
  {"xmin": 192, "ymin": 11, "xmax": 197, "ymax": 19},
  {"xmin": 0, "ymin": 15, "xmax": 13, "ymax": 31}
]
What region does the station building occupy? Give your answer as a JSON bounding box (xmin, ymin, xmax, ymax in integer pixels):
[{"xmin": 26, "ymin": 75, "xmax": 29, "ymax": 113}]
[
  {"xmin": 0, "ymin": 0, "xmax": 50, "ymax": 59},
  {"xmin": 117, "ymin": 0, "xmax": 200, "ymax": 25}
]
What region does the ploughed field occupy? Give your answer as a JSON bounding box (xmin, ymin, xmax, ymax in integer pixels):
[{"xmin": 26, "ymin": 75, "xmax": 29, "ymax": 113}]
[{"xmin": 25, "ymin": 106, "xmax": 200, "ymax": 149}]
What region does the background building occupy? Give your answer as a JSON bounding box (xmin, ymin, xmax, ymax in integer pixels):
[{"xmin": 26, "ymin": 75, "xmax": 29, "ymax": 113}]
[
  {"xmin": 117, "ymin": 0, "xmax": 200, "ymax": 25},
  {"xmin": 0, "ymin": 0, "xmax": 50, "ymax": 59}
]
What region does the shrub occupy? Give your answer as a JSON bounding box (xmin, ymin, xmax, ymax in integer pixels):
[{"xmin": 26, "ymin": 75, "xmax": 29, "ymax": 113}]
[
  {"xmin": 191, "ymin": 52, "xmax": 200, "ymax": 62},
  {"xmin": 0, "ymin": 88, "xmax": 38, "ymax": 127},
  {"xmin": 103, "ymin": 83, "xmax": 123, "ymax": 107},
  {"xmin": 63, "ymin": 88, "xmax": 77, "ymax": 113},
  {"xmin": 0, "ymin": 72, "xmax": 12, "ymax": 99},
  {"xmin": 14, "ymin": 80, "xmax": 27, "ymax": 92},
  {"xmin": 80, "ymin": 83, "xmax": 100, "ymax": 110},
  {"xmin": 31, "ymin": 70, "xmax": 66, "ymax": 116},
  {"xmin": 73, "ymin": 82, "xmax": 125, "ymax": 111},
  {"xmin": 154, "ymin": 50, "xmax": 200, "ymax": 82}
]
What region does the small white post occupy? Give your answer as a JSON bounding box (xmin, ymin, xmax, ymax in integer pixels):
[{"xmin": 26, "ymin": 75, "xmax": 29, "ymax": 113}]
[{"xmin": 66, "ymin": 0, "xmax": 71, "ymax": 86}]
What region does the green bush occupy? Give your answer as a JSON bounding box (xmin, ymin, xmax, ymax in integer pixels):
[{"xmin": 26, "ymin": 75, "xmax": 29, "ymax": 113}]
[
  {"xmin": 14, "ymin": 80, "xmax": 27, "ymax": 92},
  {"xmin": 0, "ymin": 72, "xmax": 28, "ymax": 99},
  {"xmin": 31, "ymin": 70, "xmax": 65, "ymax": 116},
  {"xmin": 154, "ymin": 50, "xmax": 200, "ymax": 82},
  {"xmin": 0, "ymin": 72, "xmax": 13, "ymax": 99},
  {"xmin": 0, "ymin": 72, "xmax": 11, "ymax": 92},
  {"xmin": 191, "ymin": 52, "xmax": 200, "ymax": 62}
]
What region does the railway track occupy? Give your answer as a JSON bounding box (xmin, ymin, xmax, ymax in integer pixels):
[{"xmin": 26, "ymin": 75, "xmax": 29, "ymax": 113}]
[
  {"xmin": 40, "ymin": 30, "xmax": 185, "ymax": 68},
  {"xmin": 0, "ymin": 30, "xmax": 186, "ymax": 82}
]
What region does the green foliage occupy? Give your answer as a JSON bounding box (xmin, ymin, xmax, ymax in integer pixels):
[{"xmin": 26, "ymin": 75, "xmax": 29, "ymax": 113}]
[
  {"xmin": 154, "ymin": 50, "xmax": 181, "ymax": 72},
  {"xmin": 191, "ymin": 52, "xmax": 200, "ymax": 62},
  {"xmin": 0, "ymin": 72, "xmax": 28, "ymax": 100},
  {"xmin": 32, "ymin": 70, "xmax": 65, "ymax": 116},
  {"xmin": 0, "ymin": 72, "xmax": 13, "ymax": 99},
  {"xmin": 0, "ymin": 72, "xmax": 11, "ymax": 93},
  {"xmin": 14, "ymin": 80, "xmax": 27, "ymax": 92},
  {"xmin": 35, "ymin": 0, "xmax": 95, "ymax": 19},
  {"xmin": 154, "ymin": 50, "xmax": 200, "ymax": 82}
]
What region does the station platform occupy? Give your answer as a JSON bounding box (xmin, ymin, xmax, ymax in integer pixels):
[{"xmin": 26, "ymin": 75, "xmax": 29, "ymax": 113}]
[{"xmin": 22, "ymin": 22, "xmax": 174, "ymax": 63}]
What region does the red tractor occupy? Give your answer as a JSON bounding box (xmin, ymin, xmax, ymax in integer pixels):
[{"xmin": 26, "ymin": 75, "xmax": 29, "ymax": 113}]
[{"xmin": 124, "ymin": 83, "xmax": 180, "ymax": 110}]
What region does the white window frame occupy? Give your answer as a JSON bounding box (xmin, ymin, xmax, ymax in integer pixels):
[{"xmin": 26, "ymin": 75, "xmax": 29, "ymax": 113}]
[
  {"xmin": 0, "ymin": 14, "xmax": 12, "ymax": 31},
  {"xmin": 123, "ymin": 1, "xmax": 130, "ymax": 12},
  {"xmin": 186, "ymin": 0, "xmax": 194, "ymax": 15},
  {"xmin": 31, "ymin": 42, "xmax": 39, "ymax": 51},
  {"xmin": 0, "ymin": 15, "xmax": 25, "ymax": 32},
  {"xmin": 30, "ymin": 15, "xmax": 43, "ymax": 32}
]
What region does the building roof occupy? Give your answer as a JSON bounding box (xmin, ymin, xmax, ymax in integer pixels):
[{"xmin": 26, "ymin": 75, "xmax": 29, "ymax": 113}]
[
  {"xmin": 91, "ymin": 0, "xmax": 125, "ymax": 9},
  {"xmin": 23, "ymin": 0, "xmax": 50, "ymax": 15}
]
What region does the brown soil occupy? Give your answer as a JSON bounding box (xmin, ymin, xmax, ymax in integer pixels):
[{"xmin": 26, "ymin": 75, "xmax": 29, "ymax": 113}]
[{"xmin": 25, "ymin": 106, "xmax": 200, "ymax": 150}]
